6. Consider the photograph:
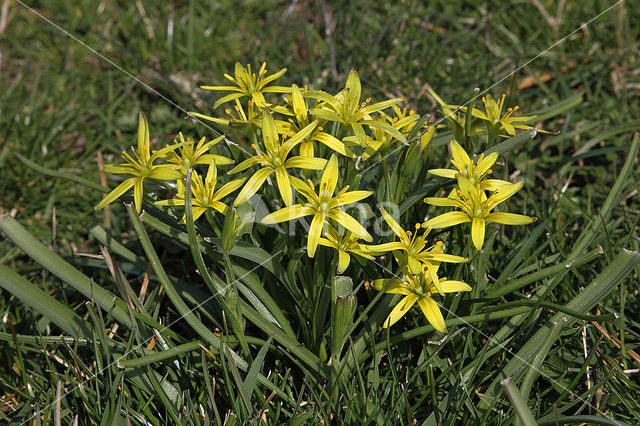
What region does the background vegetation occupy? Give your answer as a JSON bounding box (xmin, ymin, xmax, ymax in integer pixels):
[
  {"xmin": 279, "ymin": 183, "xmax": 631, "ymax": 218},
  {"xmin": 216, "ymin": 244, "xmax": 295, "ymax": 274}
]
[{"xmin": 1, "ymin": 0, "xmax": 639, "ymax": 424}]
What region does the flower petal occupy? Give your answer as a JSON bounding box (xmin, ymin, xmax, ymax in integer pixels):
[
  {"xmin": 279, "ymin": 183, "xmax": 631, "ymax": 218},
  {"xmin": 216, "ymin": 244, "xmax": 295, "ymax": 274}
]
[
  {"xmin": 215, "ymin": 178, "xmax": 246, "ymax": 201},
  {"xmin": 337, "ymin": 250, "xmax": 351, "ymax": 273},
  {"xmin": 334, "ymin": 190, "xmax": 373, "ymax": 206},
  {"xmin": 307, "ymin": 212, "xmax": 326, "ymax": 257},
  {"xmin": 313, "ymin": 132, "xmax": 350, "ymax": 156},
  {"xmin": 384, "ymin": 294, "xmax": 418, "ymax": 328},
  {"xmin": 261, "ymin": 111, "xmax": 280, "ymax": 154},
  {"xmin": 275, "ymin": 166, "xmax": 293, "ymax": 207},
  {"xmin": 261, "ymin": 204, "xmax": 314, "ymax": 225},
  {"xmin": 423, "ymin": 197, "xmax": 460, "ymax": 207},
  {"xmin": 428, "ymin": 168, "xmax": 457, "ymax": 179},
  {"xmin": 471, "ymin": 217, "xmax": 485, "ymax": 250},
  {"xmin": 379, "ymin": 207, "xmax": 407, "ymax": 241},
  {"xmin": 450, "ymin": 139, "xmax": 470, "ymax": 169},
  {"xmin": 284, "ymin": 156, "xmax": 327, "ymax": 170},
  {"xmin": 137, "ymin": 113, "xmax": 150, "ymax": 153},
  {"xmin": 417, "ymin": 297, "xmax": 446, "ymax": 333},
  {"xmin": 476, "ymin": 152, "xmax": 498, "ymax": 175},
  {"xmin": 319, "ymin": 154, "xmax": 339, "ymax": 198},
  {"xmin": 423, "ymin": 211, "xmax": 470, "ymax": 229},
  {"xmin": 365, "ymin": 242, "xmax": 405, "ymax": 255},
  {"xmin": 485, "ymin": 212, "xmax": 535, "ymax": 225},
  {"xmin": 95, "ymin": 178, "xmax": 136, "ymax": 211},
  {"xmin": 234, "ymin": 167, "xmax": 273, "ymax": 206},
  {"xmin": 328, "ymin": 209, "xmax": 372, "ymax": 241},
  {"xmin": 228, "ymin": 156, "xmax": 262, "ymax": 174},
  {"xmin": 439, "ymin": 279, "xmax": 472, "ymax": 293},
  {"xmin": 134, "ymin": 179, "xmax": 144, "ymax": 213}
]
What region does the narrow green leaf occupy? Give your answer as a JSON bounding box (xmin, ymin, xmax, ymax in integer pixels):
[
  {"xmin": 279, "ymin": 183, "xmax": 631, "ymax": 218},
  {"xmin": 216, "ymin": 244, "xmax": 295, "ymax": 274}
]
[
  {"xmin": 500, "ymin": 377, "xmax": 538, "ymax": 426},
  {"xmin": 243, "ymin": 336, "xmax": 274, "ymax": 402},
  {"xmin": 0, "ymin": 264, "xmax": 92, "ymax": 337},
  {"xmin": 0, "ymin": 215, "xmax": 132, "ymax": 328},
  {"xmin": 479, "ymin": 248, "xmax": 640, "ymax": 410}
]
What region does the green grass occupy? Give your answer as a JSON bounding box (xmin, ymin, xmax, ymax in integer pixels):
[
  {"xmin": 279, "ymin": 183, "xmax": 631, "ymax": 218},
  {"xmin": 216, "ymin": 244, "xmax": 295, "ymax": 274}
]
[{"xmin": 1, "ymin": 0, "xmax": 639, "ymax": 424}]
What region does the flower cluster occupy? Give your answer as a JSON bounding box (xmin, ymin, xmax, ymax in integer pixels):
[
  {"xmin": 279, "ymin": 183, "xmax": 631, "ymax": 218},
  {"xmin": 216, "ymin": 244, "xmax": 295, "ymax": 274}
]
[
  {"xmin": 424, "ymin": 140, "xmax": 535, "ymax": 251},
  {"xmin": 95, "ymin": 63, "xmax": 537, "ymax": 332}
]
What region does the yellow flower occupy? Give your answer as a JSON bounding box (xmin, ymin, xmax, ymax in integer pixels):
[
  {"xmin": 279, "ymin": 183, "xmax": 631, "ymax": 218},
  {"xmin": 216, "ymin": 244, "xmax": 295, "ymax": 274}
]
[
  {"xmin": 307, "ymin": 70, "xmax": 406, "ymax": 147},
  {"xmin": 318, "ymin": 224, "xmax": 375, "ymax": 273},
  {"xmin": 367, "ymin": 207, "xmax": 467, "ymax": 277},
  {"xmin": 230, "ymin": 111, "xmax": 326, "ymax": 207},
  {"xmin": 155, "ymin": 160, "xmax": 245, "ymax": 223},
  {"xmin": 278, "ymin": 84, "xmax": 352, "ymax": 158},
  {"xmin": 373, "ymin": 269, "xmax": 471, "ymax": 332},
  {"xmin": 95, "ymin": 113, "xmax": 184, "ymax": 214},
  {"xmin": 423, "ymin": 176, "xmax": 535, "ymax": 251},
  {"xmin": 164, "ymin": 133, "xmax": 233, "ymax": 176},
  {"xmin": 201, "ymin": 62, "xmax": 290, "ymax": 109},
  {"xmin": 428, "ymin": 139, "xmax": 511, "ymax": 192},
  {"xmin": 472, "ymin": 94, "xmax": 536, "ymax": 137},
  {"xmin": 261, "ymin": 154, "xmax": 373, "ymax": 257},
  {"xmin": 360, "ymin": 106, "xmax": 429, "ymax": 160}
]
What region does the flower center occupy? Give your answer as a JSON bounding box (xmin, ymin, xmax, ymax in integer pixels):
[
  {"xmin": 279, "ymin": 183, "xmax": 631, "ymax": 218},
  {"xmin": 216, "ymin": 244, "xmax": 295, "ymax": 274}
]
[{"xmin": 320, "ymin": 202, "xmax": 329, "ymax": 214}]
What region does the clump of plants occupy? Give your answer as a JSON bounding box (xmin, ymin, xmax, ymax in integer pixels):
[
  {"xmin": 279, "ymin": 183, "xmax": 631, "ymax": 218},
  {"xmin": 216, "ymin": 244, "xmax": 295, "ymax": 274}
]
[{"xmin": 3, "ymin": 63, "xmax": 638, "ymax": 424}]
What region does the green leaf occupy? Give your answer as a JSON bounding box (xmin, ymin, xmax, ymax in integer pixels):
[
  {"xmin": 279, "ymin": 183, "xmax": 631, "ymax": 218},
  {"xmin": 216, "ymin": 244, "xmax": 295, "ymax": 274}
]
[
  {"xmin": 0, "ymin": 264, "xmax": 92, "ymax": 337},
  {"xmin": 479, "ymin": 248, "xmax": 640, "ymax": 411},
  {"xmin": 0, "ymin": 215, "xmax": 132, "ymax": 328},
  {"xmin": 243, "ymin": 336, "xmax": 274, "ymax": 403}
]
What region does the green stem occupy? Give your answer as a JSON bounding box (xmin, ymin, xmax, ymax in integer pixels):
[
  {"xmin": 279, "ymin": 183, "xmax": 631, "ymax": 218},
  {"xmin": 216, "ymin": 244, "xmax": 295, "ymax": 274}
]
[{"xmin": 183, "ymin": 169, "xmax": 249, "ymax": 356}]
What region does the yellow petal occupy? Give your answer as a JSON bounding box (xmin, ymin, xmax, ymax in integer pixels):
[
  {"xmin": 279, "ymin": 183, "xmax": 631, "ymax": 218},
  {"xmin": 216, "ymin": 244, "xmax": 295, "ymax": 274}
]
[
  {"xmin": 423, "ymin": 253, "xmax": 468, "ymax": 264},
  {"xmin": 320, "ymin": 154, "xmax": 339, "ymax": 198},
  {"xmin": 262, "ymin": 204, "xmax": 314, "ymax": 225},
  {"xmin": 95, "ymin": 178, "xmax": 136, "ymax": 211},
  {"xmin": 328, "ymin": 209, "xmax": 372, "ymax": 241},
  {"xmin": 300, "ymin": 140, "xmax": 314, "ymax": 158},
  {"xmin": 275, "ymin": 166, "xmax": 293, "ymax": 207},
  {"xmin": 215, "ymin": 178, "xmax": 246, "ymax": 200},
  {"xmin": 450, "ymin": 139, "xmax": 470, "ymax": 169},
  {"xmin": 137, "ymin": 112, "xmax": 150, "ymax": 153},
  {"xmin": 471, "ymin": 217, "xmax": 485, "ymax": 250},
  {"xmin": 379, "ymin": 207, "xmax": 407, "ymax": 242},
  {"xmin": 307, "ymin": 212, "xmax": 326, "ymax": 257},
  {"xmin": 439, "ymin": 279, "xmax": 472, "ymax": 293},
  {"xmin": 372, "ymin": 278, "xmax": 406, "ymax": 293},
  {"xmin": 337, "ymin": 250, "xmax": 351, "ymax": 274},
  {"xmin": 428, "ymin": 168, "xmax": 457, "ymax": 179},
  {"xmin": 476, "ymin": 152, "xmax": 498, "ymax": 175},
  {"xmin": 281, "ymin": 120, "xmax": 318, "ymax": 156},
  {"xmin": 155, "ymin": 198, "xmax": 186, "ymax": 206},
  {"xmin": 417, "ymin": 297, "xmax": 446, "ymax": 333},
  {"xmin": 485, "ymin": 212, "xmax": 535, "ymax": 225},
  {"xmin": 422, "ymin": 211, "xmax": 470, "ymax": 229},
  {"xmin": 423, "ymin": 197, "xmax": 460, "ymax": 207},
  {"xmin": 228, "ymin": 156, "xmax": 262, "ymax": 174},
  {"xmin": 234, "ymin": 167, "xmax": 273, "ymax": 206},
  {"xmin": 134, "ymin": 179, "xmax": 144, "ymax": 213},
  {"xmin": 284, "ymin": 156, "xmax": 327, "ymax": 170},
  {"xmin": 334, "ymin": 190, "xmax": 373, "ymax": 206},
  {"xmin": 383, "ymin": 294, "xmax": 418, "ymax": 328},
  {"xmin": 290, "ymin": 84, "xmax": 308, "ymax": 122},
  {"xmin": 313, "ymin": 132, "xmax": 349, "ymax": 156},
  {"xmin": 364, "ymin": 242, "xmax": 405, "ymax": 255},
  {"xmin": 261, "ymin": 111, "xmax": 280, "ymax": 154},
  {"xmin": 149, "ymin": 166, "xmax": 185, "ymax": 181},
  {"xmin": 480, "ymin": 179, "xmax": 513, "ymax": 192}
]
